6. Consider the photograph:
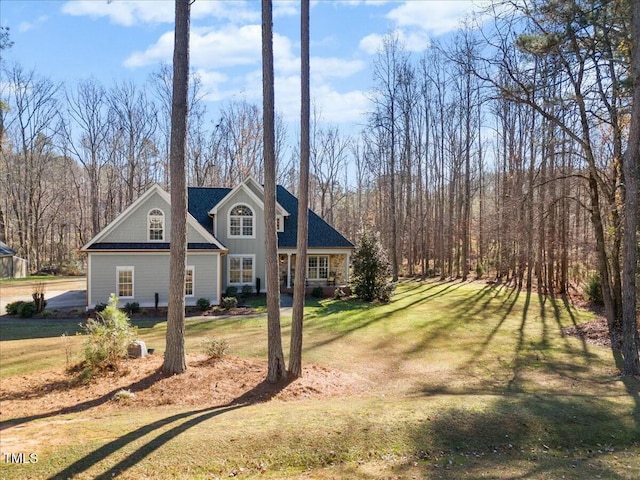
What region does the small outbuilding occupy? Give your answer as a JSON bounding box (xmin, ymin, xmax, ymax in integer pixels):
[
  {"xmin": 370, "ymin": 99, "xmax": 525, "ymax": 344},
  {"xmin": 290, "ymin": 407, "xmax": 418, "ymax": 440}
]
[{"xmin": 0, "ymin": 241, "xmax": 27, "ymax": 279}]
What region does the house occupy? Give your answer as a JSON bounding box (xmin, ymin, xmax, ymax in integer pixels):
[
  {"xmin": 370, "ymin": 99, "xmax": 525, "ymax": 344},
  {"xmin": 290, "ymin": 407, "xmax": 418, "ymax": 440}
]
[
  {"xmin": 81, "ymin": 177, "xmax": 354, "ymax": 309},
  {"xmin": 0, "ymin": 241, "xmax": 27, "ymax": 279}
]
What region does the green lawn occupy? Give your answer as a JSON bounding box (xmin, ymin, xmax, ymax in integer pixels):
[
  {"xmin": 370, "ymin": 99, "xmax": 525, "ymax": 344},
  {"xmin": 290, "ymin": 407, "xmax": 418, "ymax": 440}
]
[{"xmin": 1, "ymin": 280, "xmax": 638, "ymax": 479}]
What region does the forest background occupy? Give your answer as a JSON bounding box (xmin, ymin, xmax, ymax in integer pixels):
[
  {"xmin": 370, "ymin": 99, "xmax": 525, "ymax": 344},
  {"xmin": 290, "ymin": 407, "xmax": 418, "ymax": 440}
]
[{"xmin": 1, "ymin": 1, "xmax": 638, "ymax": 323}]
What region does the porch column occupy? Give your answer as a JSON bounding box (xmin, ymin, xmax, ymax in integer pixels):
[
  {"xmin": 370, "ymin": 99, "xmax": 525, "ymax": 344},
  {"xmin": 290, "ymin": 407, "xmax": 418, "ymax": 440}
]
[
  {"xmin": 346, "ymin": 252, "xmax": 350, "ymax": 283},
  {"xmin": 287, "ymin": 253, "xmax": 292, "ymax": 288}
]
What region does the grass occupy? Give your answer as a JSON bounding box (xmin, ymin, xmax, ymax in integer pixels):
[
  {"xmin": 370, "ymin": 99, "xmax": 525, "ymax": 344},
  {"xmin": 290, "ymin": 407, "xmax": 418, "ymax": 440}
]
[
  {"xmin": 1, "ymin": 279, "xmax": 638, "ymax": 479},
  {"xmin": 0, "ymin": 275, "xmax": 75, "ymax": 284}
]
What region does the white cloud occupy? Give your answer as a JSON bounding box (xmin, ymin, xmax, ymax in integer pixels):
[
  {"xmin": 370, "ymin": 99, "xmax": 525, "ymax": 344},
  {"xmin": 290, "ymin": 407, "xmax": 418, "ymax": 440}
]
[
  {"xmin": 61, "ymin": 0, "xmax": 258, "ymax": 26},
  {"xmin": 18, "ymin": 15, "xmax": 48, "ymax": 33},
  {"xmin": 311, "ymin": 57, "xmax": 366, "ymax": 81},
  {"xmin": 387, "ymin": 1, "xmax": 490, "ymax": 36},
  {"xmin": 359, "ymin": 29, "xmax": 430, "ymax": 55},
  {"xmin": 273, "ymin": 1, "xmax": 299, "ymax": 18}
]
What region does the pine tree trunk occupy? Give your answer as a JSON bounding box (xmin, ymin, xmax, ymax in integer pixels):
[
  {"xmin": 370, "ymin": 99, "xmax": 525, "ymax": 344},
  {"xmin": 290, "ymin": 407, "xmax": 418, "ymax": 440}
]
[
  {"xmin": 162, "ymin": 0, "xmax": 190, "ymax": 375},
  {"xmin": 262, "ymin": 0, "xmax": 286, "ymax": 383},
  {"xmin": 289, "ymin": 0, "xmax": 310, "ymax": 378}
]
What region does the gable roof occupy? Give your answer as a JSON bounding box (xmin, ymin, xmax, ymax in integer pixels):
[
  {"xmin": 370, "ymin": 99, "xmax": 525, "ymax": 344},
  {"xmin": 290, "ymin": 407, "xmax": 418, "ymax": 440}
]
[
  {"xmin": 81, "ymin": 183, "xmax": 225, "ymax": 252},
  {"xmin": 0, "ymin": 241, "xmax": 16, "ymax": 256},
  {"xmin": 208, "ymin": 176, "xmax": 288, "ymax": 217},
  {"xmin": 187, "ymin": 184, "xmax": 354, "ymax": 249}
]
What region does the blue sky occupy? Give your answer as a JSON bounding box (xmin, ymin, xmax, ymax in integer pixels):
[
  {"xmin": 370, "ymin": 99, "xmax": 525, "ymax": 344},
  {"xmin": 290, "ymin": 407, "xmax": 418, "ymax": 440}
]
[{"xmin": 2, "ymin": 0, "xmax": 488, "ymax": 132}]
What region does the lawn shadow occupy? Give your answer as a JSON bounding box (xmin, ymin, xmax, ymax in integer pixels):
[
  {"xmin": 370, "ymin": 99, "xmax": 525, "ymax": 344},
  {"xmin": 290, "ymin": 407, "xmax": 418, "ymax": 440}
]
[
  {"xmin": 46, "ymin": 374, "xmax": 293, "ymax": 480},
  {"xmin": 404, "ymin": 393, "xmax": 639, "ymax": 479}
]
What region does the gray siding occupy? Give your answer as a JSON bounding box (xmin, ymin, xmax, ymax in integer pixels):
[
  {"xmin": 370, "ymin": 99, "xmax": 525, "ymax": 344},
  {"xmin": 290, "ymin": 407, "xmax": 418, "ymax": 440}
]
[
  {"xmin": 101, "ymin": 191, "xmax": 210, "ymax": 244},
  {"xmin": 88, "ymin": 252, "xmax": 219, "ymax": 308},
  {"xmin": 216, "ymin": 190, "xmax": 266, "ymax": 291}
]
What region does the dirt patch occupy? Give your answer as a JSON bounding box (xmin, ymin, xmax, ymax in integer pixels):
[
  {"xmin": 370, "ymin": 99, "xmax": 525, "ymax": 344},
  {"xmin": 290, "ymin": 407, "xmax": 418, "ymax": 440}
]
[
  {"xmin": 563, "ymin": 316, "xmax": 639, "ymax": 349},
  {"xmin": 0, "ymin": 355, "xmax": 367, "ymax": 422}
]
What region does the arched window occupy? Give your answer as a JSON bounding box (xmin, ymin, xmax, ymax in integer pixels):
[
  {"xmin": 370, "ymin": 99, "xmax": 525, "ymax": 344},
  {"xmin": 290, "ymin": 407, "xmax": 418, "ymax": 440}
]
[
  {"xmin": 148, "ymin": 209, "xmax": 164, "ymax": 241},
  {"xmin": 228, "ymin": 204, "xmax": 254, "ymax": 238}
]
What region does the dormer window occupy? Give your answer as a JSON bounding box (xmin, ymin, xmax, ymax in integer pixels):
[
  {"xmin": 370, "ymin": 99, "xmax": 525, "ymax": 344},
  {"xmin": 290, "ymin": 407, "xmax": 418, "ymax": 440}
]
[
  {"xmin": 229, "ymin": 204, "xmax": 254, "ymax": 238},
  {"xmin": 148, "ymin": 209, "xmax": 164, "ymax": 241},
  {"xmin": 276, "ymin": 215, "xmax": 284, "ymax": 232}
]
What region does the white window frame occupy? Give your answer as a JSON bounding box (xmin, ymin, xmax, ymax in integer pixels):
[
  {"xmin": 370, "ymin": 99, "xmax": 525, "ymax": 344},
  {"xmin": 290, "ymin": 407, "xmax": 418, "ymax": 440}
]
[
  {"xmin": 116, "ymin": 266, "xmax": 135, "ymax": 299},
  {"xmin": 307, "ymin": 255, "xmax": 329, "ymax": 280},
  {"xmin": 148, "ymin": 208, "xmax": 165, "ymax": 241},
  {"xmin": 228, "ymin": 203, "xmax": 255, "ymax": 239},
  {"xmin": 185, "ymin": 265, "xmax": 195, "ymax": 297},
  {"xmin": 228, "ymin": 254, "xmax": 255, "ymax": 286}
]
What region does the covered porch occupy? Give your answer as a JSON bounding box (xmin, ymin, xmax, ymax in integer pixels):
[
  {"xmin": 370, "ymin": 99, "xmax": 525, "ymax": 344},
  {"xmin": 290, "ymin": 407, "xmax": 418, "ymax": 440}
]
[{"xmin": 278, "ymin": 248, "xmax": 352, "ymax": 291}]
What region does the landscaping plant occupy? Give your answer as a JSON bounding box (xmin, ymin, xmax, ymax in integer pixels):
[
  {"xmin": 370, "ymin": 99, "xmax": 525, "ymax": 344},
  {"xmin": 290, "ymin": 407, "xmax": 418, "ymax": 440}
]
[{"xmin": 80, "ymin": 293, "xmax": 137, "ymax": 378}]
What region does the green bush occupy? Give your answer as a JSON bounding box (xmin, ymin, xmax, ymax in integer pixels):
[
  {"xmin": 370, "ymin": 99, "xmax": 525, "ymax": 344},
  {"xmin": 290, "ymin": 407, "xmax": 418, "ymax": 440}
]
[
  {"xmin": 196, "ymin": 297, "xmax": 211, "ymax": 311},
  {"xmin": 241, "ymin": 285, "xmax": 253, "ymax": 297},
  {"xmin": 352, "ymin": 229, "xmax": 394, "ymax": 303},
  {"xmin": 584, "ymin": 273, "xmax": 603, "ymax": 305},
  {"xmin": 199, "ymin": 337, "xmax": 229, "ymax": 361},
  {"xmin": 19, "ymin": 301, "xmax": 36, "ymax": 318},
  {"xmin": 311, "ymin": 286, "xmax": 324, "ymax": 298},
  {"xmin": 123, "ymin": 302, "xmax": 140, "ymax": 314},
  {"xmin": 95, "ymin": 302, "xmax": 107, "ymax": 313},
  {"xmin": 5, "ymin": 301, "xmax": 25, "ymax": 315},
  {"xmin": 225, "ymin": 286, "xmax": 238, "ymax": 298},
  {"xmin": 221, "ymin": 296, "xmax": 238, "ymax": 309},
  {"xmin": 333, "ymin": 287, "xmax": 346, "ymax": 299},
  {"xmin": 81, "ymin": 293, "xmax": 137, "ymax": 378}
]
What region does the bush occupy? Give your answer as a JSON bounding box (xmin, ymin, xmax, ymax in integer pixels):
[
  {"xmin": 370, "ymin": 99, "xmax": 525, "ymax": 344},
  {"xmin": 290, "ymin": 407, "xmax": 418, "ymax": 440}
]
[
  {"xmin": 311, "ymin": 286, "xmax": 324, "ymax": 298},
  {"xmin": 18, "ymin": 301, "xmax": 36, "ymax": 318},
  {"xmin": 584, "ymin": 273, "xmax": 603, "ymax": 305},
  {"xmin": 199, "ymin": 337, "xmax": 229, "ymax": 361},
  {"xmin": 123, "ymin": 302, "xmax": 140, "ymax": 314},
  {"xmin": 81, "ymin": 293, "xmax": 137, "ymax": 378},
  {"xmin": 333, "ymin": 287, "xmax": 346, "ymax": 299},
  {"xmin": 225, "ymin": 286, "xmax": 238, "ymax": 298},
  {"xmin": 95, "ymin": 302, "xmax": 108, "ymax": 313},
  {"xmin": 475, "ymin": 263, "xmax": 485, "ymax": 279},
  {"xmin": 196, "ymin": 297, "xmax": 211, "ymax": 311},
  {"xmin": 5, "ymin": 300, "xmax": 25, "ymax": 315},
  {"xmin": 352, "ymin": 229, "xmax": 394, "ymax": 303},
  {"xmin": 221, "ymin": 296, "xmax": 238, "ymax": 309},
  {"xmin": 241, "ymin": 285, "xmax": 253, "ymax": 297}
]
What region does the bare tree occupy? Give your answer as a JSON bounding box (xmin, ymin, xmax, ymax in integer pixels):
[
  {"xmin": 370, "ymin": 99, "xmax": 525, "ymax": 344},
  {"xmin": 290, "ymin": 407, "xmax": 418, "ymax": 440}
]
[{"xmin": 163, "ymin": 0, "xmax": 191, "ymax": 376}]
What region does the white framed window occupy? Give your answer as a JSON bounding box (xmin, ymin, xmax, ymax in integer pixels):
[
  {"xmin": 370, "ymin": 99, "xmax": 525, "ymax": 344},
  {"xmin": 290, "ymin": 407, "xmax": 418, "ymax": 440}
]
[
  {"xmin": 228, "ymin": 254, "xmax": 254, "ymax": 285},
  {"xmin": 307, "ymin": 255, "xmax": 329, "ymax": 280},
  {"xmin": 148, "ymin": 208, "xmax": 165, "ymax": 241},
  {"xmin": 117, "ymin": 266, "xmax": 134, "ymax": 298},
  {"xmin": 185, "ymin": 266, "xmax": 194, "ymax": 297},
  {"xmin": 228, "ymin": 204, "xmax": 254, "ymax": 238}
]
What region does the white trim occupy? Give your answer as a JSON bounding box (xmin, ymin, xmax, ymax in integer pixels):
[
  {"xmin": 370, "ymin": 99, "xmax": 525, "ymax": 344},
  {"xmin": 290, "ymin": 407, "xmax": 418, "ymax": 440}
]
[
  {"xmin": 147, "ymin": 207, "xmax": 165, "ymax": 241},
  {"xmin": 227, "ymin": 254, "xmax": 255, "ymax": 286},
  {"xmin": 87, "ymin": 254, "xmax": 92, "ymax": 307},
  {"xmin": 209, "ymin": 176, "xmax": 289, "ymax": 216},
  {"xmin": 116, "ymin": 266, "xmax": 135, "ymax": 299},
  {"xmin": 80, "ymin": 183, "xmax": 227, "ymax": 252},
  {"xmin": 185, "ymin": 265, "xmax": 195, "ymax": 297},
  {"xmin": 227, "ymin": 203, "xmax": 256, "ymax": 239},
  {"xmin": 307, "ymin": 255, "xmax": 329, "ymax": 280}
]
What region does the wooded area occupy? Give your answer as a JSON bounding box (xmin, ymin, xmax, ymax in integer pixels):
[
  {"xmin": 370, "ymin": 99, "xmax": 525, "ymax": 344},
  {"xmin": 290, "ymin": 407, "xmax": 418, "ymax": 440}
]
[{"xmin": 0, "ymin": 3, "xmax": 637, "ymax": 343}]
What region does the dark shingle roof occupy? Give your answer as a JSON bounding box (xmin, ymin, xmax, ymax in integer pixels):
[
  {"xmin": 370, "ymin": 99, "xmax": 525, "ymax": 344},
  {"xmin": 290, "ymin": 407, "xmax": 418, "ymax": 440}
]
[
  {"xmin": 0, "ymin": 241, "xmax": 16, "ymax": 256},
  {"xmin": 185, "ymin": 185, "xmax": 353, "ymax": 249},
  {"xmin": 86, "ymin": 243, "xmax": 221, "ymax": 251},
  {"xmin": 188, "ymin": 187, "xmax": 231, "ymax": 233}
]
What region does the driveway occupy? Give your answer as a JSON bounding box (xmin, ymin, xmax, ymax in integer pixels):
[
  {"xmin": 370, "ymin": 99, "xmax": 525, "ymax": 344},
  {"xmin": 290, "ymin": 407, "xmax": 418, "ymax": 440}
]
[{"xmin": 0, "ymin": 278, "xmax": 87, "ymax": 314}]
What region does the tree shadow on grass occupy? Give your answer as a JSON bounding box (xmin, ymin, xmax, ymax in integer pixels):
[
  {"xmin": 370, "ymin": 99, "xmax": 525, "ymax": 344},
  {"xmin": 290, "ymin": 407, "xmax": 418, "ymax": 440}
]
[
  {"xmin": 46, "ymin": 375, "xmax": 294, "ymax": 480},
  {"xmin": 404, "ymin": 393, "xmax": 639, "ymax": 479}
]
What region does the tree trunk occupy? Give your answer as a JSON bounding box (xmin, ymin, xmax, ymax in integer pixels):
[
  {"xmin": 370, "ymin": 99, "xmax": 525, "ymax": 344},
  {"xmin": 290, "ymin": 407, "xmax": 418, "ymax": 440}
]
[
  {"xmin": 289, "ymin": 0, "xmax": 310, "ymax": 378},
  {"xmin": 621, "ymin": 0, "xmax": 640, "ymax": 376},
  {"xmin": 162, "ymin": 0, "xmax": 190, "ymax": 375},
  {"xmin": 262, "ymin": 0, "xmax": 286, "ymax": 383}
]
